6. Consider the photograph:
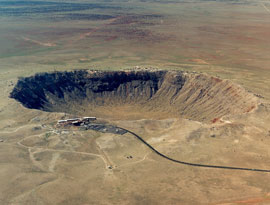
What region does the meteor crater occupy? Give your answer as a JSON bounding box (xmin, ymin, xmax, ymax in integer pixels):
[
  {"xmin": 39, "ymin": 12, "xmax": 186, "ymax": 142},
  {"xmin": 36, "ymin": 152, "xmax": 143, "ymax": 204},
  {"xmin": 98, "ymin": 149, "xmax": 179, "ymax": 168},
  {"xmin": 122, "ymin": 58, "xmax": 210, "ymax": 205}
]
[{"xmin": 10, "ymin": 70, "xmax": 257, "ymax": 122}]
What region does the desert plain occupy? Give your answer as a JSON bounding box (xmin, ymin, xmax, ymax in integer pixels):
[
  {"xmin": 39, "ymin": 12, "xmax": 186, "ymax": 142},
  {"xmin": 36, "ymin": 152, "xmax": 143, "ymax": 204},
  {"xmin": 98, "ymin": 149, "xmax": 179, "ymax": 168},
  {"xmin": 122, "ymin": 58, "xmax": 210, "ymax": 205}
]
[{"xmin": 1, "ymin": 0, "xmax": 270, "ymax": 204}]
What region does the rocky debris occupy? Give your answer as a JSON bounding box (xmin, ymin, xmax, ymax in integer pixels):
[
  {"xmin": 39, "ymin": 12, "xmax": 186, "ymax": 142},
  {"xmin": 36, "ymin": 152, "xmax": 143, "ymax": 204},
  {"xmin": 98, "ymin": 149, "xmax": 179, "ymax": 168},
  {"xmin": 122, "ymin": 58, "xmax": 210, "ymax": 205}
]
[
  {"xmin": 32, "ymin": 126, "xmax": 42, "ymax": 131},
  {"xmin": 8, "ymin": 81, "xmax": 14, "ymax": 87},
  {"xmin": 254, "ymin": 93, "xmax": 264, "ymax": 99}
]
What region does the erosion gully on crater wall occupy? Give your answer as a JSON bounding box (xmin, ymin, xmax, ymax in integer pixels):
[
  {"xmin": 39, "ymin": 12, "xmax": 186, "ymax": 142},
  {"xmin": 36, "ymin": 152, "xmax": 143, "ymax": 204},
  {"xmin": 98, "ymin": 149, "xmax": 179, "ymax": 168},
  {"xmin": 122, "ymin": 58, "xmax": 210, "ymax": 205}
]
[{"xmin": 10, "ymin": 70, "xmax": 258, "ymax": 122}]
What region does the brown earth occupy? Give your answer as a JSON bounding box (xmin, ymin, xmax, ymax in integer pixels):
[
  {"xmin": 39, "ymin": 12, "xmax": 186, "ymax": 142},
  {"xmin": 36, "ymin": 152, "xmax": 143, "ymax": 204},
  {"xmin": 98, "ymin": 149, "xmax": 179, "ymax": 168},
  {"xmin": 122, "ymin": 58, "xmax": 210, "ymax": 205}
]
[{"xmin": 1, "ymin": 0, "xmax": 270, "ymax": 204}]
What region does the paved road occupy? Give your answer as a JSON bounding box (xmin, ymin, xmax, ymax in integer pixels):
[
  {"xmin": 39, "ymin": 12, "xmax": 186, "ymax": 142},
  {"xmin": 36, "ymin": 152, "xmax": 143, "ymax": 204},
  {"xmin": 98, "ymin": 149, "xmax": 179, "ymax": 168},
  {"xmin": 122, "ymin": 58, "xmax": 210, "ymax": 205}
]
[{"xmin": 120, "ymin": 127, "xmax": 270, "ymax": 173}]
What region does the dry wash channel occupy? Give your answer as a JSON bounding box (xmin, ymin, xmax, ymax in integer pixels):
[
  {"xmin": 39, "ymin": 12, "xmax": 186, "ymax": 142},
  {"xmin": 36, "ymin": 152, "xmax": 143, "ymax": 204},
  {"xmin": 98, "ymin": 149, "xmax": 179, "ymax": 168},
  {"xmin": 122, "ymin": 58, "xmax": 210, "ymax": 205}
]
[{"xmin": 10, "ymin": 70, "xmax": 257, "ymax": 122}]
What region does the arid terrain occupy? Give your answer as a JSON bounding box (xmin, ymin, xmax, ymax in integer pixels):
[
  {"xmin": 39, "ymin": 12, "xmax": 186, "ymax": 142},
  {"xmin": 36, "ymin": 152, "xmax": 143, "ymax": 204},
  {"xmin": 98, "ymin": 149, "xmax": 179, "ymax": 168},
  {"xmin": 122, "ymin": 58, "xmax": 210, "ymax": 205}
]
[{"xmin": 1, "ymin": 0, "xmax": 270, "ymax": 204}]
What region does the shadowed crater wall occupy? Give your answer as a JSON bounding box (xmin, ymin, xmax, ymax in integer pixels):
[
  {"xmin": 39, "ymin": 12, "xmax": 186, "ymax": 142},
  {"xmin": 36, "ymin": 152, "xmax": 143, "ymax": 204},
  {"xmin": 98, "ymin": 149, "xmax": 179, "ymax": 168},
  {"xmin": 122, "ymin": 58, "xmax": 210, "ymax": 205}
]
[{"xmin": 10, "ymin": 70, "xmax": 257, "ymax": 122}]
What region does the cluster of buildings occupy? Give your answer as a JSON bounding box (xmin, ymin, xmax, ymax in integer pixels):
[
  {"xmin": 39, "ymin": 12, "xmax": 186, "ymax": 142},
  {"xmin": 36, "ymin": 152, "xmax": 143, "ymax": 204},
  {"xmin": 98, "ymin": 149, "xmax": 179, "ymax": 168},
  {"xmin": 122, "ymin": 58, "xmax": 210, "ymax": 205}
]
[{"xmin": 57, "ymin": 117, "xmax": 96, "ymax": 126}]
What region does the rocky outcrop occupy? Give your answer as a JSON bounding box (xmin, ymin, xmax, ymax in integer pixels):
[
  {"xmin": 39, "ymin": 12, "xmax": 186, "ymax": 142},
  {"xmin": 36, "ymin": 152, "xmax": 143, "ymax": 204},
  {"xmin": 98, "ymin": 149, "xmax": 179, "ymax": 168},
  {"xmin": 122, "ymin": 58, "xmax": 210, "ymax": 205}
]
[{"xmin": 10, "ymin": 70, "xmax": 258, "ymax": 122}]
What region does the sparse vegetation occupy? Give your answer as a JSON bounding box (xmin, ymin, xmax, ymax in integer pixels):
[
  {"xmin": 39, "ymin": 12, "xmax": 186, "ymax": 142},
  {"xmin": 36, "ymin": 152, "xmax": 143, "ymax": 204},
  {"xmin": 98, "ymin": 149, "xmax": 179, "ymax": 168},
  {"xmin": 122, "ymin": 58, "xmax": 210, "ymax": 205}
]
[{"xmin": 44, "ymin": 132, "xmax": 51, "ymax": 142}]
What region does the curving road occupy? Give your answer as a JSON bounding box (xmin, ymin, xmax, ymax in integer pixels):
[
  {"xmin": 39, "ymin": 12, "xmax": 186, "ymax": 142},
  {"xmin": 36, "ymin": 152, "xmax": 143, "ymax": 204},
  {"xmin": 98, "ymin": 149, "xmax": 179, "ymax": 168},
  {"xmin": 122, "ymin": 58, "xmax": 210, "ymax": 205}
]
[
  {"xmin": 37, "ymin": 122, "xmax": 270, "ymax": 173},
  {"xmin": 119, "ymin": 127, "xmax": 270, "ymax": 173}
]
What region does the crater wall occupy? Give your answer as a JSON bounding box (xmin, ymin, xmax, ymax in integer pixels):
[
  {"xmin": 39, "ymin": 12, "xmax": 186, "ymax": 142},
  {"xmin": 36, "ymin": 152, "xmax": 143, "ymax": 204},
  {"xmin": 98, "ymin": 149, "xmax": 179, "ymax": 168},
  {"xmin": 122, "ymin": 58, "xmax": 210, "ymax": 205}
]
[{"xmin": 10, "ymin": 70, "xmax": 257, "ymax": 122}]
